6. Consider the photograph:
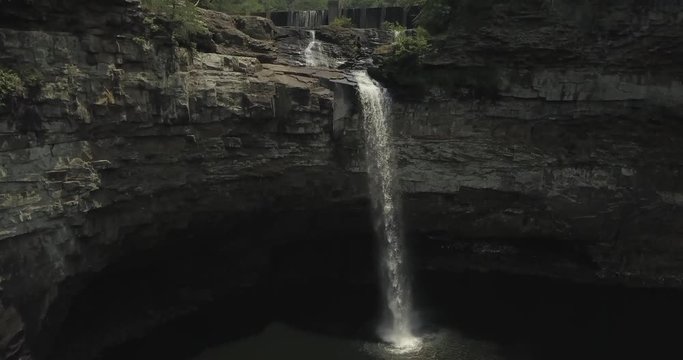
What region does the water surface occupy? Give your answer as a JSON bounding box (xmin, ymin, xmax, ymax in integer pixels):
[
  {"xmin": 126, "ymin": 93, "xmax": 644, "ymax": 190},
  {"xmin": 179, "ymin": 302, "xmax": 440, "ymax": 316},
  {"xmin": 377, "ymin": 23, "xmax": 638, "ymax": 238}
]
[{"xmin": 193, "ymin": 323, "xmax": 500, "ymax": 360}]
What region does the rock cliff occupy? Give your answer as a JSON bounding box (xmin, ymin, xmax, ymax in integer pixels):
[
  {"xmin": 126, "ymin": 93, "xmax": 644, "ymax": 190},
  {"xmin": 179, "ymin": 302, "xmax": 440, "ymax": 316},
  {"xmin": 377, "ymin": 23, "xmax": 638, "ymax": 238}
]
[
  {"xmin": 0, "ymin": 0, "xmax": 372, "ymax": 357},
  {"xmin": 0, "ymin": 0, "xmax": 682, "ymax": 359},
  {"xmin": 370, "ymin": 0, "xmax": 683, "ymax": 285}
]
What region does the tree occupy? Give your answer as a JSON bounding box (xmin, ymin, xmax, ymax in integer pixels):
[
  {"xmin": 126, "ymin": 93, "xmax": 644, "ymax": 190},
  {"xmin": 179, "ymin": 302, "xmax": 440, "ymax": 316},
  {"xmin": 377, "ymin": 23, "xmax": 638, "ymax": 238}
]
[{"xmin": 141, "ymin": 0, "xmax": 207, "ymax": 38}]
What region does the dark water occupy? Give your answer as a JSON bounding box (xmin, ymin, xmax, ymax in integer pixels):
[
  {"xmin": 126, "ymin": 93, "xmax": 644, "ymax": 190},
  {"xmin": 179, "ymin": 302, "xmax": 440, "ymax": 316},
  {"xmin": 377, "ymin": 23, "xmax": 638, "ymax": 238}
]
[
  {"xmin": 93, "ymin": 270, "xmax": 683, "ymax": 360},
  {"xmin": 193, "ymin": 323, "xmax": 498, "ymax": 360}
]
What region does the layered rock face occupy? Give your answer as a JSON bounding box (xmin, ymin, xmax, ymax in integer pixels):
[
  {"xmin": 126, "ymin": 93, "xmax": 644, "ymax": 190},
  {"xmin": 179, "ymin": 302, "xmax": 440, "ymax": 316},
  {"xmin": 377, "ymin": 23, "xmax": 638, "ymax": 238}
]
[
  {"xmin": 0, "ymin": 1, "xmax": 378, "ymax": 358},
  {"xmin": 382, "ymin": 0, "xmax": 683, "ymax": 285},
  {"xmin": 0, "ymin": 0, "xmax": 682, "ymax": 359}
]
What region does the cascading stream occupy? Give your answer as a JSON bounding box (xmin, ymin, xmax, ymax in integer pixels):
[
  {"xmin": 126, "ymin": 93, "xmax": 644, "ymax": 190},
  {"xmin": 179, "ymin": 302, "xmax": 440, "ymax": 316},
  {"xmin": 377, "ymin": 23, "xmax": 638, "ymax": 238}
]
[
  {"xmin": 304, "ymin": 30, "xmax": 333, "ymax": 68},
  {"xmin": 301, "ymin": 29, "xmax": 419, "ymax": 351},
  {"xmin": 353, "ymin": 70, "xmax": 420, "ymax": 352}
]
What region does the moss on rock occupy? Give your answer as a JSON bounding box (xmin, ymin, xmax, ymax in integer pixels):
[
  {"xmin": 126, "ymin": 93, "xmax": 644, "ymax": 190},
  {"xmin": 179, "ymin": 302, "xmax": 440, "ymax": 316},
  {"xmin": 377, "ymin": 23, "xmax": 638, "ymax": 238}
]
[{"xmin": 0, "ymin": 67, "xmax": 24, "ymax": 108}]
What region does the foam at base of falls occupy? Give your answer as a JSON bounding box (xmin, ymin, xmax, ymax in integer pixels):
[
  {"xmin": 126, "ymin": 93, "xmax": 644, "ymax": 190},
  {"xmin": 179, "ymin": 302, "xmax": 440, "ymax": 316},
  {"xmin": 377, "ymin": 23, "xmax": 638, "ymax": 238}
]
[{"xmin": 380, "ymin": 328, "xmax": 423, "ymax": 354}]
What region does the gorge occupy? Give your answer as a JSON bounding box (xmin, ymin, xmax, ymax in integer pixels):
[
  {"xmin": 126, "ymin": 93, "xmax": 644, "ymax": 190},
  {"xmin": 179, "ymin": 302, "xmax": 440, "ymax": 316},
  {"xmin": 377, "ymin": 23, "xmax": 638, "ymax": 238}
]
[{"xmin": 1, "ymin": 0, "xmax": 683, "ymax": 359}]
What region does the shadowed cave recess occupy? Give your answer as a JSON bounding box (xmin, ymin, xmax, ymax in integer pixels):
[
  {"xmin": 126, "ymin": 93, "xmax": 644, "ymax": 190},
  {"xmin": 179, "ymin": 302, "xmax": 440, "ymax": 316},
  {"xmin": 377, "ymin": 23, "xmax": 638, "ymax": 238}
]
[
  {"xmin": 45, "ymin": 207, "xmax": 683, "ymax": 360},
  {"xmin": 2, "ymin": 0, "xmax": 683, "ymax": 359}
]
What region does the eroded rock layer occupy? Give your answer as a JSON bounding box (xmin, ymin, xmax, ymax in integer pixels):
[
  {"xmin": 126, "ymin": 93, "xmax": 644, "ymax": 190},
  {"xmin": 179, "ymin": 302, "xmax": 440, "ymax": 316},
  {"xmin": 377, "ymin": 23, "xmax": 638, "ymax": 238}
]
[{"xmin": 0, "ymin": 0, "xmax": 682, "ymax": 359}]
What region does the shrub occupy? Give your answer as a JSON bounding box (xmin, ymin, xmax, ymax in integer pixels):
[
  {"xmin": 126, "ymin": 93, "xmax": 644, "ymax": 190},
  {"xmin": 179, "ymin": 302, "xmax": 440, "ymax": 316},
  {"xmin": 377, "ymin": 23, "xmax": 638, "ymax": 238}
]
[
  {"xmin": 330, "ymin": 16, "xmax": 354, "ymax": 28},
  {"xmin": 141, "ymin": 0, "xmax": 207, "ymax": 42},
  {"xmin": 382, "ymin": 21, "xmax": 404, "ymax": 33},
  {"xmin": 143, "ymin": 16, "xmax": 162, "ymax": 33},
  {"xmin": 133, "ymin": 36, "xmax": 154, "ymax": 53},
  {"xmin": 0, "ymin": 67, "xmax": 24, "ymax": 109},
  {"xmin": 386, "ymin": 26, "xmax": 431, "ymax": 65}
]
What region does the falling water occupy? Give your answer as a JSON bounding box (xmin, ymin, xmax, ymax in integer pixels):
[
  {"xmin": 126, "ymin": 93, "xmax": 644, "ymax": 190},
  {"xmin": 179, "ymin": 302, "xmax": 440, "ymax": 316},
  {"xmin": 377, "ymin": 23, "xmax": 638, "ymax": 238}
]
[
  {"xmin": 353, "ymin": 70, "xmax": 420, "ymax": 352},
  {"xmin": 304, "ymin": 30, "xmax": 333, "ymax": 68},
  {"xmin": 288, "ymin": 10, "xmax": 328, "ymax": 28}
]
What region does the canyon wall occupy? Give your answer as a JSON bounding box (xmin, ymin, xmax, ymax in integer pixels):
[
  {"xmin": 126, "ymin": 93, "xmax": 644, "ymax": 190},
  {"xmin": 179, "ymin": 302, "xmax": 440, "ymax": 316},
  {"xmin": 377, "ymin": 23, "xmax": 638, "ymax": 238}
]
[
  {"xmin": 377, "ymin": 0, "xmax": 683, "ymax": 283},
  {"xmin": 0, "ymin": 0, "xmax": 682, "ymax": 358}
]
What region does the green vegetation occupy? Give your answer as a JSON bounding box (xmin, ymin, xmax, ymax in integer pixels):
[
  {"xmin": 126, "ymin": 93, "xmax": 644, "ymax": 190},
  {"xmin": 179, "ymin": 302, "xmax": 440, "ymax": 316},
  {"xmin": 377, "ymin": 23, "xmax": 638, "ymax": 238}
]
[
  {"xmin": 143, "ymin": 16, "xmax": 161, "ymax": 32},
  {"xmin": 373, "ymin": 17, "xmax": 498, "ymax": 100},
  {"xmin": 394, "ymin": 26, "xmax": 430, "ymax": 60},
  {"xmin": 330, "ymin": 16, "xmax": 354, "ymax": 28},
  {"xmin": 0, "ymin": 67, "xmax": 24, "ymax": 109},
  {"xmin": 133, "ymin": 36, "xmax": 155, "ymax": 53},
  {"xmin": 141, "ymin": 0, "xmax": 207, "ymax": 41},
  {"xmin": 369, "ymin": 23, "xmax": 444, "ymax": 100},
  {"xmin": 384, "ymin": 24, "xmax": 431, "ymax": 66},
  {"xmin": 381, "ymin": 21, "xmax": 404, "ymax": 32}
]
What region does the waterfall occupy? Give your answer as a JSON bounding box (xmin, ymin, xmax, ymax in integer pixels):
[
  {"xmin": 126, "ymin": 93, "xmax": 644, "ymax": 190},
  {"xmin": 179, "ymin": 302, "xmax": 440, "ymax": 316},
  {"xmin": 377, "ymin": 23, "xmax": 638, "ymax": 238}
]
[
  {"xmin": 289, "ymin": 10, "xmax": 328, "ymax": 28},
  {"xmin": 304, "ymin": 30, "xmax": 333, "ymax": 68},
  {"xmin": 353, "ymin": 70, "xmax": 420, "ymax": 352}
]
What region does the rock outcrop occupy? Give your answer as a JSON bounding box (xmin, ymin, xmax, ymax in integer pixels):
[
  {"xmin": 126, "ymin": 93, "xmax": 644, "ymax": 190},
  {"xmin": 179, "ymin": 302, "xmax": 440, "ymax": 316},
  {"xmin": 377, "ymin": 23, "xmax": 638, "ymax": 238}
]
[
  {"xmin": 0, "ymin": 0, "xmax": 682, "ymax": 359},
  {"xmin": 0, "ymin": 1, "xmax": 370, "ymax": 358},
  {"xmin": 371, "ymin": 0, "xmax": 683, "ymax": 285}
]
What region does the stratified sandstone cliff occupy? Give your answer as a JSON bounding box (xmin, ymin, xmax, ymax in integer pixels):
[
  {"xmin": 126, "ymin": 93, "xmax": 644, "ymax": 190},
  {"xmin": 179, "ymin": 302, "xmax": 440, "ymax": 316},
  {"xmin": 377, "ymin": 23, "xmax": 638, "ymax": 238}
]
[
  {"xmin": 0, "ymin": 1, "xmax": 374, "ymax": 358},
  {"xmin": 371, "ymin": 0, "xmax": 683, "ymax": 284},
  {"xmin": 0, "ymin": 0, "xmax": 682, "ymax": 359}
]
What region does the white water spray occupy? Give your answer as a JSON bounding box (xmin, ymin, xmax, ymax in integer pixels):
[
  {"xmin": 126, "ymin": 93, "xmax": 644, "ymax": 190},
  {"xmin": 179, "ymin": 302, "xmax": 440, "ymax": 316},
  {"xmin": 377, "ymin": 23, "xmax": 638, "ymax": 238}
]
[
  {"xmin": 304, "ymin": 30, "xmax": 333, "ymax": 68},
  {"xmin": 353, "ymin": 70, "xmax": 420, "ymax": 352}
]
